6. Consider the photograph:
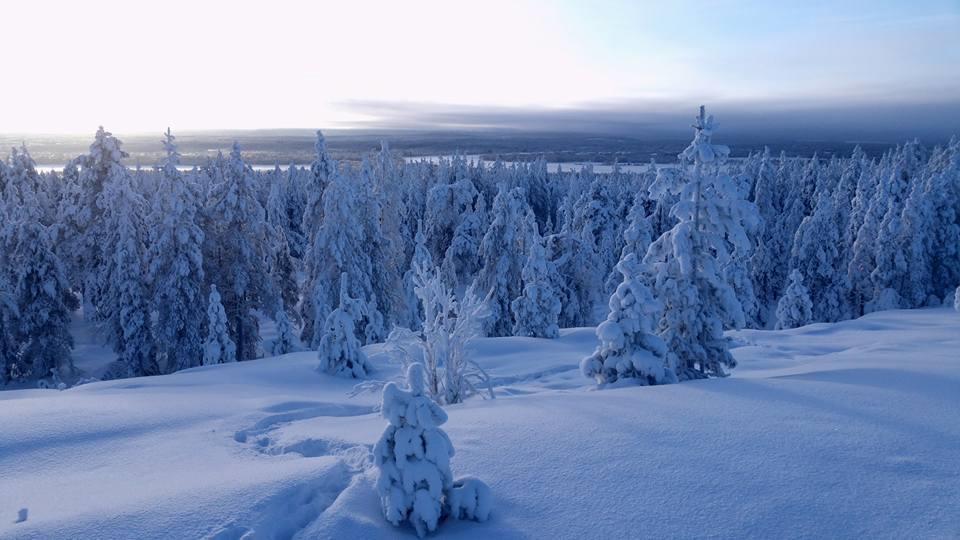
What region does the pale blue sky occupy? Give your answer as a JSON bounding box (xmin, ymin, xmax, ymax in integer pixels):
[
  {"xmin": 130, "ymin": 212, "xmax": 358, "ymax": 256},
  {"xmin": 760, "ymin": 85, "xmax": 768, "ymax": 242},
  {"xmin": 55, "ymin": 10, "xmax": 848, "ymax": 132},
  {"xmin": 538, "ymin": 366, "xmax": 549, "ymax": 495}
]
[{"xmin": 1, "ymin": 0, "xmax": 957, "ymax": 134}]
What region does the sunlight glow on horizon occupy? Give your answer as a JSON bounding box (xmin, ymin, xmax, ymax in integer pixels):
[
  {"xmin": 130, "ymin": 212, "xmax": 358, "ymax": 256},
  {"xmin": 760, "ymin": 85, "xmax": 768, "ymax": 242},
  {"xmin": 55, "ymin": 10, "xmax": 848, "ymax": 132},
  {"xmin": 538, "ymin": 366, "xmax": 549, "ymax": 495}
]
[{"xmin": 1, "ymin": 0, "xmax": 958, "ymax": 134}]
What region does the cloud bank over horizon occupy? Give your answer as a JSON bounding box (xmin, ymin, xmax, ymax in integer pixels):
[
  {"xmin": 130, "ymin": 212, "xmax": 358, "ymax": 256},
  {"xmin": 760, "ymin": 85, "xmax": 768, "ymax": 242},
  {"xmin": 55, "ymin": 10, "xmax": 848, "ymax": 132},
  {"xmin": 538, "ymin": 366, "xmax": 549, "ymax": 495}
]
[{"xmin": 336, "ymin": 98, "xmax": 960, "ymax": 143}]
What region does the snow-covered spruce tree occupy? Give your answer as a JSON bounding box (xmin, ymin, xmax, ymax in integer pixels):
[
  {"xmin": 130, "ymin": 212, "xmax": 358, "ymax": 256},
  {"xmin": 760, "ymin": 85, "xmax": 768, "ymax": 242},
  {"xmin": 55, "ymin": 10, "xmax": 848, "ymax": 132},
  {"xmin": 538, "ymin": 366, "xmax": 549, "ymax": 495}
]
[
  {"xmin": 91, "ymin": 164, "xmax": 150, "ymax": 360},
  {"xmin": 149, "ymin": 129, "xmax": 206, "ymax": 373},
  {"xmin": 511, "ymin": 213, "xmax": 562, "ymax": 338},
  {"xmin": 371, "ymin": 143, "xmax": 411, "ymax": 329},
  {"xmin": 299, "ymin": 131, "xmax": 336, "ymax": 342},
  {"xmin": 868, "ymin": 143, "xmax": 925, "ymax": 312},
  {"xmin": 265, "ymin": 164, "xmax": 300, "ymax": 263},
  {"xmin": 358, "ymin": 157, "xmax": 402, "ymax": 342},
  {"xmin": 270, "ymin": 309, "xmax": 296, "ymax": 356},
  {"xmin": 619, "ymin": 192, "xmax": 654, "ymax": 269},
  {"xmin": 846, "ymin": 155, "xmax": 883, "ymax": 316},
  {"xmin": 424, "ymin": 171, "xmax": 483, "ymax": 267},
  {"xmin": 5, "ymin": 146, "xmax": 53, "ymax": 225},
  {"xmin": 71, "ymin": 127, "xmax": 130, "ymax": 316},
  {"xmin": 775, "ymin": 269, "xmax": 813, "ymax": 330},
  {"xmin": 265, "ymin": 175, "xmax": 299, "ymax": 319},
  {"xmin": 282, "ymin": 163, "xmax": 307, "ymax": 260},
  {"xmin": 921, "ymin": 144, "xmax": 960, "ymax": 303},
  {"xmin": 771, "ymin": 162, "xmax": 808, "ymax": 287},
  {"xmin": 440, "ymin": 195, "xmax": 487, "ymax": 291},
  {"xmin": 0, "ymin": 250, "xmax": 19, "ymax": 384},
  {"xmin": 749, "ymin": 150, "xmax": 789, "ymax": 327},
  {"xmin": 790, "ymin": 190, "xmax": 851, "ymax": 323},
  {"xmin": 107, "ymin": 176, "xmax": 156, "ymax": 378},
  {"xmin": 204, "ymin": 143, "xmax": 274, "ymax": 361},
  {"xmin": 829, "ymin": 148, "xmax": 868, "ymax": 313},
  {"xmin": 955, "ymin": 286, "xmax": 960, "ymax": 312},
  {"xmin": 303, "ymin": 130, "xmax": 335, "ymax": 236},
  {"xmin": 403, "ymin": 220, "xmax": 434, "ymax": 331},
  {"xmin": 374, "ymin": 363, "xmax": 492, "ymax": 538},
  {"xmin": 723, "ymin": 168, "xmax": 762, "ymax": 329},
  {"xmin": 880, "ymin": 170, "xmax": 932, "ymax": 310},
  {"xmin": 550, "ymin": 223, "xmax": 597, "ymax": 328},
  {"xmin": 604, "ymin": 192, "xmax": 653, "ymax": 294},
  {"xmin": 849, "ymin": 143, "xmax": 921, "ymax": 314},
  {"xmin": 647, "ymin": 165, "xmax": 679, "ymax": 242},
  {"xmin": 203, "ymin": 285, "xmax": 236, "ymax": 366},
  {"xmin": 643, "ymin": 106, "xmax": 755, "ymax": 380},
  {"xmin": 475, "ymin": 184, "xmax": 533, "ymax": 337},
  {"xmin": 582, "ymin": 253, "xmax": 674, "ymax": 385},
  {"xmin": 303, "ymin": 165, "xmax": 381, "ymax": 347},
  {"xmin": 10, "ymin": 199, "xmax": 75, "ymax": 381},
  {"xmin": 316, "ymin": 273, "xmax": 370, "ymax": 378},
  {"xmin": 570, "ymin": 166, "xmax": 622, "ymax": 307}
]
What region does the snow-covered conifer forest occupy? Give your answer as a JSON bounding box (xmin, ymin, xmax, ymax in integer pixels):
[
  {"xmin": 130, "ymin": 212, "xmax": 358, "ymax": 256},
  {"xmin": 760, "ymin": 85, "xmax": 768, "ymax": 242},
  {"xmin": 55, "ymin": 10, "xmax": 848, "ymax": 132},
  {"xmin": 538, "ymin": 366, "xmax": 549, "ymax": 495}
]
[
  {"xmin": 1, "ymin": 108, "xmax": 959, "ymax": 538},
  {"xmin": 3, "ymin": 111, "xmax": 958, "ymax": 385}
]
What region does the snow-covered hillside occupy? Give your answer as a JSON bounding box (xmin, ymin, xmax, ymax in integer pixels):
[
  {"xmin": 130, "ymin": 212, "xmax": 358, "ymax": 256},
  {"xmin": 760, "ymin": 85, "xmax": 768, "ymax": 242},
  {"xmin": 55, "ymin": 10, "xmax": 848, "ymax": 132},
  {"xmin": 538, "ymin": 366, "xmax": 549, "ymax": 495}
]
[{"xmin": 2, "ymin": 307, "xmax": 958, "ymax": 539}]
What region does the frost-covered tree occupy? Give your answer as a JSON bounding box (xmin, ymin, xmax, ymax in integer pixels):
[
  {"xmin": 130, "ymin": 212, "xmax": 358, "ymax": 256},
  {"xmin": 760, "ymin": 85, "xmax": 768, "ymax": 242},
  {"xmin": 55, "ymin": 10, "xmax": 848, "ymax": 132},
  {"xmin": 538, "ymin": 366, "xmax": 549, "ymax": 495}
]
[
  {"xmin": 4, "ymin": 146, "xmax": 53, "ymax": 225},
  {"xmin": 511, "ymin": 216, "xmax": 562, "ymax": 338},
  {"xmin": 644, "ymin": 106, "xmax": 754, "ymax": 379},
  {"xmin": 265, "ymin": 175, "xmax": 299, "ymax": 318},
  {"xmin": 282, "ymin": 164, "xmax": 307, "ymax": 260},
  {"xmin": 374, "ymin": 363, "xmax": 492, "ymax": 538},
  {"xmin": 403, "ymin": 220, "xmax": 434, "ymax": 330},
  {"xmin": 265, "ymin": 164, "xmax": 302, "ymax": 262},
  {"xmin": 875, "ymin": 171, "xmax": 929, "ymax": 309},
  {"xmin": 425, "ymin": 176, "xmax": 483, "ymax": 274},
  {"xmin": 270, "ymin": 309, "xmax": 296, "ymax": 356},
  {"xmin": 302, "ymin": 165, "xmax": 381, "ymax": 347},
  {"xmin": 389, "ymin": 263, "xmax": 492, "ymax": 405},
  {"xmin": 775, "ymin": 270, "xmax": 813, "ymax": 330},
  {"xmin": 550, "ymin": 225, "xmax": 595, "ymax": 328},
  {"xmin": 954, "ymin": 286, "xmax": 960, "ymax": 312},
  {"xmin": 204, "ymin": 143, "xmax": 274, "ymax": 361},
  {"xmin": 316, "ymin": 274, "xmax": 370, "ymax": 378},
  {"xmin": 371, "ymin": 143, "xmax": 410, "ymax": 327},
  {"xmin": 920, "ymin": 154, "xmax": 960, "ymax": 303},
  {"xmin": 91, "ymin": 164, "xmax": 150, "ymax": 359},
  {"xmin": 10, "ymin": 199, "xmax": 75, "ymax": 381},
  {"xmin": 108, "ymin": 177, "xmax": 155, "ymax": 378},
  {"xmin": 0, "ymin": 253, "xmax": 19, "ymax": 384},
  {"xmin": 868, "ymin": 144, "xmax": 924, "ymax": 312},
  {"xmin": 604, "ymin": 192, "xmax": 653, "ymax": 294},
  {"xmin": 846, "ymin": 157, "xmax": 884, "ymax": 316},
  {"xmin": 149, "ymin": 129, "xmax": 206, "ymax": 373},
  {"xmin": 848, "ymin": 143, "xmax": 920, "ymax": 313},
  {"xmin": 441, "ymin": 195, "xmax": 486, "ymax": 290},
  {"xmin": 300, "ymin": 131, "xmax": 336, "ymax": 339},
  {"xmin": 749, "ymin": 150, "xmax": 789, "ymax": 326},
  {"xmin": 71, "ymin": 127, "xmax": 130, "ymax": 315},
  {"xmin": 790, "ymin": 190, "xmax": 851, "ymax": 322},
  {"xmin": 303, "ymin": 130, "xmax": 335, "ymax": 236},
  {"xmin": 476, "ymin": 184, "xmax": 532, "ymax": 336},
  {"xmin": 570, "ymin": 166, "xmax": 621, "ymax": 308},
  {"xmin": 203, "ymin": 285, "xmax": 236, "ymax": 366},
  {"xmin": 582, "ymin": 253, "xmax": 673, "ymax": 385}
]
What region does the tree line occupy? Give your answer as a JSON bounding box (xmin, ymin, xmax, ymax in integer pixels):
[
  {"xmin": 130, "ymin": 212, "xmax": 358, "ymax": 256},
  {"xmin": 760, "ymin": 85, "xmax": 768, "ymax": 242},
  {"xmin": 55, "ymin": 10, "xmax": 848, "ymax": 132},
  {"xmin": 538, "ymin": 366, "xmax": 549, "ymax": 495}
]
[{"xmin": 1, "ymin": 108, "xmax": 957, "ymax": 387}]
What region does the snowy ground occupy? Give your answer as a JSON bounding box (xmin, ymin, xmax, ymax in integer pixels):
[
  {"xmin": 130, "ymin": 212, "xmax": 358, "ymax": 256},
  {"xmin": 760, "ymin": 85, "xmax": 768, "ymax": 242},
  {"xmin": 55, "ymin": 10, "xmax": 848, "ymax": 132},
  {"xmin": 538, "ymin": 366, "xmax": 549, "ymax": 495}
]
[{"xmin": 1, "ymin": 307, "xmax": 958, "ymax": 539}]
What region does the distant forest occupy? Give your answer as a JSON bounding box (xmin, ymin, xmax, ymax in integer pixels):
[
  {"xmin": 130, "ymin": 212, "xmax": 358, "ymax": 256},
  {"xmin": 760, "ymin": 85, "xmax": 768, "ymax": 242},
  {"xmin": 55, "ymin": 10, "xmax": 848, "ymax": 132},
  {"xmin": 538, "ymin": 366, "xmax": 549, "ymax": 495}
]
[{"xmin": 1, "ymin": 129, "xmax": 905, "ymax": 168}]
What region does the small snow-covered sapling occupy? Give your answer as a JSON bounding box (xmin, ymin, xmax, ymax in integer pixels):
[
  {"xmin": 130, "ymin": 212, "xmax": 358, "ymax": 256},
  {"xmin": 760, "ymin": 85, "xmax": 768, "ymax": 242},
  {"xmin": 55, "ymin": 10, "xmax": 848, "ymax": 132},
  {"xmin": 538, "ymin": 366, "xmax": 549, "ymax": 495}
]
[{"xmin": 374, "ymin": 363, "xmax": 492, "ymax": 537}]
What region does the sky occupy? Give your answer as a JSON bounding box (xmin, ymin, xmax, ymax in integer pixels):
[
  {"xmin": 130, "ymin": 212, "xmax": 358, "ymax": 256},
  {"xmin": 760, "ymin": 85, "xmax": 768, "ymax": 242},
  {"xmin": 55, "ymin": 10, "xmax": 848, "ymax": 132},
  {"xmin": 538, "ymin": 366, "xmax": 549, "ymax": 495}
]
[{"xmin": 1, "ymin": 0, "xmax": 958, "ymax": 138}]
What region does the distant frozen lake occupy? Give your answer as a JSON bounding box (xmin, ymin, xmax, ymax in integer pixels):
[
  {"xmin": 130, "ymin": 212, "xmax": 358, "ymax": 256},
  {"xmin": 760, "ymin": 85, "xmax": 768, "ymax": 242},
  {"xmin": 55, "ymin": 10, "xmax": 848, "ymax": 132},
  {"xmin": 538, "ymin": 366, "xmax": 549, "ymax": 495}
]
[
  {"xmin": 31, "ymin": 164, "xmax": 295, "ymax": 174},
  {"xmin": 31, "ymin": 157, "xmax": 695, "ymax": 175},
  {"xmin": 403, "ymin": 154, "xmax": 672, "ymax": 174}
]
